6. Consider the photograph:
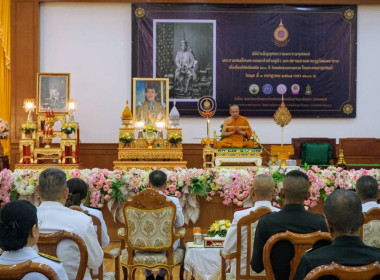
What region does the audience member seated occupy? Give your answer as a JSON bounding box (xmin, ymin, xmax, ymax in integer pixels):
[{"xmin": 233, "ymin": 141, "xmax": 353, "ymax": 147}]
[
  {"xmin": 294, "ymin": 189, "xmax": 380, "ymax": 280},
  {"xmin": 223, "ymin": 174, "xmax": 279, "ymax": 277},
  {"xmin": 65, "ymin": 178, "xmax": 110, "ymax": 248},
  {"xmin": 144, "ymin": 170, "xmax": 185, "ymax": 280},
  {"xmin": 216, "ymin": 105, "xmax": 256, "ymax": 149},
  {"xmin": 250, "ymin": 170, "xmax": 328, "ymax": 280},
  {"xmin": 0, "ymin": 200, "xmax": 68, "ymax": 280},
  {"xmin": 36, "ymin": 168, "xmax": 103, "ymax": 280},
  {"xmin": 356, "ymin": 175, "xmax": 380, "ymax": 212}
]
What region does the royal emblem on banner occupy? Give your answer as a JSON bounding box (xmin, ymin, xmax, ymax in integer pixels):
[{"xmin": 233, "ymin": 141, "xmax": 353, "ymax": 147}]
[
  {"xmin": 198, "ymin": 97, "xmax": 216, "ymax": 118},
  {"xmin": 344, "ymin": 9, "xmax": 355, "ymax": 21},
  {"xmin": 135, "ymin": 7, "xmax": 146, "ymax": 19},
  {"xmin": 343, "ymin": 104, "xmax": 353, "ymax": 115},
  {"xmin": 273, "ymin": 19, "xmax": 290, "ymax": 47}
]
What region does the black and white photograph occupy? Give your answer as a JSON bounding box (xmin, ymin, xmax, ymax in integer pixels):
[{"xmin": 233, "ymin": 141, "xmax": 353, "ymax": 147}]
[
  {"xmin": 37, "ymin": 73, "xmax": 70, "ymax": 114},
  {"xmin": 153, "ymin": 20, "xmax": 216, "ymax": 102}
]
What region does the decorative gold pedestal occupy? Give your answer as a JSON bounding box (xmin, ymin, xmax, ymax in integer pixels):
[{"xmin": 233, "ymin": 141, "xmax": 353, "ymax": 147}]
[
  {"xmin": 14, "ymin": 163, "xmax": 80, "ymax": 171},
  {"xmin": 113, "ymin": 161, "xmax": 187, "ymax": 171},
  {"xmin": 271, "ymin": 145, "xmax": 295, "ymax": 166},
  {"xmin": 214, "ymin": 148, "xmax": 263, "ymax": 168}
]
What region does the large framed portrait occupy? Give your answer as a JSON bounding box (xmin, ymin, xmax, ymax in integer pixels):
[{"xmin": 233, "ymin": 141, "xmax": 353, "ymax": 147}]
[
  {"xmin": 133, "ymin": 78, "xmax": 169, "ymax": 128},
  {"xmin": 37, "ymin": 73, "xmax": 70, "ymax": 114}
]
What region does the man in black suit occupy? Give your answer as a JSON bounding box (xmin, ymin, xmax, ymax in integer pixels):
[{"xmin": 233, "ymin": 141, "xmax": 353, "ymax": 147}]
[
  {"xmin": 294, "ymin": 189, "xmax": 380, "ymax": 280},
  {"xmin": 250, "ymin": 170, "xmax": 328, "ymax": 280}
]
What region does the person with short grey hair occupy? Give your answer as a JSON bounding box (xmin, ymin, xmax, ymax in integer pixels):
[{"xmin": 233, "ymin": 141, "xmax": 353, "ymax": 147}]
[
  {"xmin": 37, "ymin": 168, "xmax": 103, "ymax": 280},
  {"xmin": 356, "ymin": 175, "xmax": 380, "ymax": 212}
]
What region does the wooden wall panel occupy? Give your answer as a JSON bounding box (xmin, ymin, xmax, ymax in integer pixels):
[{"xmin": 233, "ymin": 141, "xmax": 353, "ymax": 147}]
[
  {"xmin": 11, "ymin": 0, "xmax": 38, "ymax": 142},
  {"xmin": 339, "ymin": 138, "xmax": 380, "ymax": 164}
]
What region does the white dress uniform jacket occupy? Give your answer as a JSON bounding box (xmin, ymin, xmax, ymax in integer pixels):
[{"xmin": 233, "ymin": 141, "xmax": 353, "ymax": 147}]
[
  {"xmin": 0, "ymin": 246, "xmax": 68, "ymax": 280},
  {"xmin": 158, "ymin": 191, "xmax": 184, "ymax": 249},
  {"xmin": 37, "ymin": 201, "xmax": 103, "ymax": 280},
  {"xmin": 362, "ymin": 201, "xmax": 380, "ymax": 212},
  {"xmin": 80, "ymin": 203, "xmax": 110, "ymax": 248},
  {"xmin": 223, "ymin": 201, "xmax": 280, "ymax": 276}
]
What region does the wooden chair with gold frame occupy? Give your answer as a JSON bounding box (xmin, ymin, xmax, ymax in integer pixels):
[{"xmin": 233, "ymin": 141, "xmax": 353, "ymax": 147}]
[
  {"xmin": 263, "ymin": 231, "xmax": 333, "ymax": 280},
  {"xmin": 118, "ymin": 188, "xmax": 186, "ymax": 280},
  {"xmin": 220, "ymin": 207, "xmax": 272, "ymax": 280},
  {"xmin": 38, "ymin": 230, "xmax": 88, "ymax": 280},
  {"xmin": 0, "ymin": 260, "xmax": 59, "ymax": 280},
  {"xmin": 304, "ymin": 261, "xmax": 380, "ymax": 280},
  {"xmin": 361, "ymin": 208, "xmax": 380, "ymax": 248}
]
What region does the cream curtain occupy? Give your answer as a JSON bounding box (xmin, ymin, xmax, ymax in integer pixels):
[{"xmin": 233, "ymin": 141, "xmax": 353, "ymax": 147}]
[{"xmin": 0, "ymin": 0, "xmax": 11, "ymax": 159}]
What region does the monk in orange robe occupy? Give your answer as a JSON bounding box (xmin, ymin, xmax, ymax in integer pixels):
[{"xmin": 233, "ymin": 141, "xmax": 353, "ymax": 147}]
[{"xmin": 216, "ymin": 105, "xmax": 255, "ymax": 149}]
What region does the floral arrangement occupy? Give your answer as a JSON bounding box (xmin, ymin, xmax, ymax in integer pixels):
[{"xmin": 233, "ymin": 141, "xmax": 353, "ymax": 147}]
[
  {"xmin": 61, "ymin": 122, "xmax": 76, "ymax": 134},
  {"xmin": 0, "ymin": 118, "xmax": 10, "ymax": 139},
  {"xmin": 2, "ymin": 167, "xmax": 380, "ymax": 217},
  {"xmin": 119, "ymin": 132, "xmax": 134, "ymax": 143},
  {"xmin": 20, "ymin": 122, "xmax": 36, "ymax": 134},
  {"xmin": 207, "ymin": 219, "xmax": 231, "ymax": 237},
  {"xmin": 168, "ymin": 133, "xmax": 182, "ymax": 143}
]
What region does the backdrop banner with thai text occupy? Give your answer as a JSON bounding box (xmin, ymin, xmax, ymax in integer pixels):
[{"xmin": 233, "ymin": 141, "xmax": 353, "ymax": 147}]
[{"xmin": 132, "ymin": 4, "xmax": 357, "ymax": 118}]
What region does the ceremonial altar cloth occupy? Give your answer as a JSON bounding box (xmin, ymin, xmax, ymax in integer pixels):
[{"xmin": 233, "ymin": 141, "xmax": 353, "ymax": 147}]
[{"xmin": 185, "ymin": 242, "xmax": 221, "ymax": 280}]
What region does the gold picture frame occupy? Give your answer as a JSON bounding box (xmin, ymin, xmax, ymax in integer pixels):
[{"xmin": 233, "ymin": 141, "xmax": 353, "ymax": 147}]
[
  {"xmin": 37, "ymin": 73, "xmax": 70, "ymax": 114},
  {"xmin": 133, "ymin": 77, "xmax": 169, "ymax": 128}
]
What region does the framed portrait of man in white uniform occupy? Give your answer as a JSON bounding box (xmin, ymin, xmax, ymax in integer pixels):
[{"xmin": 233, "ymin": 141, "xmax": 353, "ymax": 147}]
[{"xmin": 37, "ymin": 73, "xmax": 70, "ymax": 114}]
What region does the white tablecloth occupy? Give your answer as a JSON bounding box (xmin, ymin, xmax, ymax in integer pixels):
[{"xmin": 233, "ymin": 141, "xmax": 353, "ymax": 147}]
[{"xmin": 184, "ymin": 242, "xmax": 221, "ymax": 280}]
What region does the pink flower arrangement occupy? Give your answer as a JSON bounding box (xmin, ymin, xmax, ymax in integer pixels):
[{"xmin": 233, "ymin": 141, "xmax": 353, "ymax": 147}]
[
  {"xmin": 2, "ymin": 167, "xmax": 380, "ymax": 211},
  {"xmin": 0, "ymin": 169, "xmax": 14, "ymax": 205}
]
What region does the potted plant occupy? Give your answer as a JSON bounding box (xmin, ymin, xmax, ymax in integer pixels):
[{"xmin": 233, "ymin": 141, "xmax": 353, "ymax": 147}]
[
  {"xmin": 168, "ymin": 133, "xmax": 182, "ymax": 148},
  {"xmin": 61, "ymin": 122, "xmax": 76, "ymax": 137},
  {"xmin": 20, "ymin": 122, "xmax": 36, "ymax": 138},
  {"xmin": 0, "ymin": 118, "xmax": 10, "ymax": 139},
  {"xmin": 119, "ymin": 132, "xmax": 134, "ymax": 147}
]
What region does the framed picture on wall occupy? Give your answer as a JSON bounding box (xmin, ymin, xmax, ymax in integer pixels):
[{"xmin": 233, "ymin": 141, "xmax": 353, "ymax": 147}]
[
  {"xmin": 37, "ymin": 73, "xmax": 70, "ymax": 114},
  {"xmin": 133, "ymin": 78, "xmax": 169, "ymax": 128}
]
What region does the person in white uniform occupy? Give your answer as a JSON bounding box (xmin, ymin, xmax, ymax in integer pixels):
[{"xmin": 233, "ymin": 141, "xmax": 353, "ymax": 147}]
[
  {"xmin": 144, "ymin": 170, "xmax": 185, "ymax": 280},
  {"xmin": 356, "ymin": 175, "xmax": 380, "ymax": 212},
  {"xmin": 66, "ymin": 178, "xmax": 110, "ymax": 248},
  {"xmin": 223, "ymin": 174, "xmax": 280, "ymax": 277},
  {"xmin": 0, "ymin": 200, "xmax": 68, "ymax": 280},
  {"xmin": 36, "ymin": 167, "xmax": 103, "ymax": 280}
]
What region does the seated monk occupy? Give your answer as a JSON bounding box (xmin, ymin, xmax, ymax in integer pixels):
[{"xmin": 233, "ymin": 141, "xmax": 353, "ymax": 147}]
[{"xmin": 216, "ymin": 105, "xmax": 256, "ymax": 149}]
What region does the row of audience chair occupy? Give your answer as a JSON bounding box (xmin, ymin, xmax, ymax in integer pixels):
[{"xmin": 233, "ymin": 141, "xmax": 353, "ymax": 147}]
[
  {"xmin": 2, "ymin": 190, "xmax": 380, "ymax": 280},
  {"xmin": 221, "ymin": 206, "xmax": 380, "ymax": 280}
]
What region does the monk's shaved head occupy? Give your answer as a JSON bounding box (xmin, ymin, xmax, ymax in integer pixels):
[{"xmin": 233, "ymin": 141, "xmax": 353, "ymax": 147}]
[{"xmin": 283, "ymin": 170, "xmax": 310, "ymax": 203}]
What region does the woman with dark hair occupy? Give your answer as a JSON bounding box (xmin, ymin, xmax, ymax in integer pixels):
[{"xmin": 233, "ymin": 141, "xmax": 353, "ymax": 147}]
[
  {"xmin": 0, "ymin": 200, "xmax": 68, "ymax": 279},
  {"xmin": 66, "ymin": 178, "xmax": 110, "ymax": 248}
]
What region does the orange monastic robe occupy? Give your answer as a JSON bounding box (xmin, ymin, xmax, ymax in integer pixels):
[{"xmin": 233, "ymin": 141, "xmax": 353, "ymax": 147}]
[{"xmin": 216, "ymin": 115, "xmax": 255, "ymax": 149}]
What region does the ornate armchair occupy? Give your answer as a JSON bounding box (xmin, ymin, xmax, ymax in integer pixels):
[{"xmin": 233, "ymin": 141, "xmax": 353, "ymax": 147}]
[
  {"xmin": 304, "ymin": 261, "xmax": 380, "ymax": 280},
  {"xmin": 263, "ymin": 231, "xmax": 333, "ymax": 280},
  {"xmin": 38, "ymin": 231, "xmax": 88, "ymax": 280},
  {"xmin": 0, "ymin": 260, "xmax": 59, "ymax": 280},
  {"xmin": 361, "ymin": 208, "xmax": 380, "ymax": 248},
  {"xmin": 118, "ymin": 188, "xmax": 186, "ymax": 280},
  {"xmin": 291, "ymin": 138, "xmax": 336, "ymax": 165},
  {"xmin": 220, "ymin": 207, "xmax": 272, "ymax": 280}
]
